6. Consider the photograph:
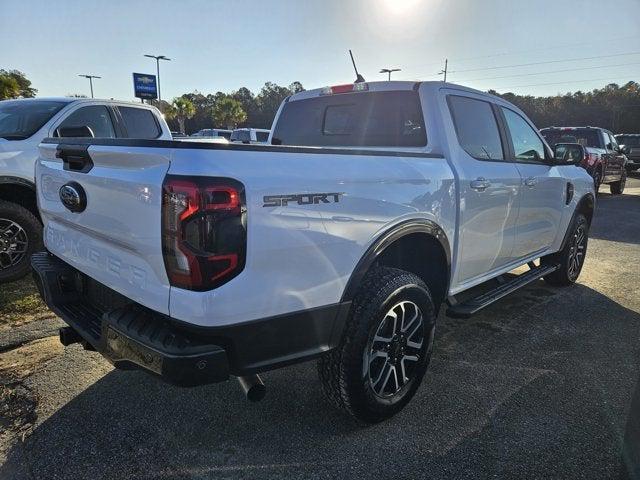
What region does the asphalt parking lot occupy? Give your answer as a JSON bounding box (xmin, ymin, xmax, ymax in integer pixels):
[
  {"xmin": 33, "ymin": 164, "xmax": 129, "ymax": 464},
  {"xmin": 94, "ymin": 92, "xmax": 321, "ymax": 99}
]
[{"xmin": 1, "ymin": 176, "xmax": 640, "ymax": 480}]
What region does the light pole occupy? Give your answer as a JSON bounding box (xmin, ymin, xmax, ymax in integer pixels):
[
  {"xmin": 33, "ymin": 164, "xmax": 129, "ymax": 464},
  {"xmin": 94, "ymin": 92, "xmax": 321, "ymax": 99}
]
[
  {"xmin": 144, "ymin": 54, "xmax": 171, "ymax": 101},
  {"xmin": 380, "ymin": 68, "xmax": 401, "ymax": 81},
  {"xmin": 78, "ymin": 74, "xmax": 101, "ymax": 98}
]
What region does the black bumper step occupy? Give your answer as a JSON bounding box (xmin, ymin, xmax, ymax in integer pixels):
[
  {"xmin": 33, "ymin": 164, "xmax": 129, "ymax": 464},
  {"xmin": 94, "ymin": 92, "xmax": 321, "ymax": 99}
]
[
  {"xmin": 446, "ymin": 264, "xmax": 559, "ymax": 319},
  {"xmin": 31, "ymin": 252, "xmax": 229, "ymax": 386}
]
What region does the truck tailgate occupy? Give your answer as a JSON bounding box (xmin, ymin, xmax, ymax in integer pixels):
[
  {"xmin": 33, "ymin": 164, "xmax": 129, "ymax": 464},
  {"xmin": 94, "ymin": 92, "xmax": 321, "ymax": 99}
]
[{"xmin": 36, "ymin": 142, "xmax": 171, "ymax": 314}]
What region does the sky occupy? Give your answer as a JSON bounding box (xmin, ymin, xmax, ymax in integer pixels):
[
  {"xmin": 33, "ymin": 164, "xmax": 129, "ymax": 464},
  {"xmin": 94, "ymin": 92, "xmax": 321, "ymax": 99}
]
[{"xmin": 1, "ymin": 0, "xmax": 640, "ymax": 101}]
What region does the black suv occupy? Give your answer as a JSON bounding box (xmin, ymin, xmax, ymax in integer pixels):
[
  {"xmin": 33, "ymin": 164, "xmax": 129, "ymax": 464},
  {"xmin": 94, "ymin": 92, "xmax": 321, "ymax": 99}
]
[{"xmin": 615, "ymin": 134, "xmax": 640, "ymax": 173}]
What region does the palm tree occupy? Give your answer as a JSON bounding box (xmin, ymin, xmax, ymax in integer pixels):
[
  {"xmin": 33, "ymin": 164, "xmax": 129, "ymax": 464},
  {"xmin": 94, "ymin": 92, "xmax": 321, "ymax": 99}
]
[
  {"xmin": 212, "ymin": 96, "xmax": 247, "ymax": 130},
  {"xmin": 165, "ymin": 97, "xmax": 196, "ymax": 134}
]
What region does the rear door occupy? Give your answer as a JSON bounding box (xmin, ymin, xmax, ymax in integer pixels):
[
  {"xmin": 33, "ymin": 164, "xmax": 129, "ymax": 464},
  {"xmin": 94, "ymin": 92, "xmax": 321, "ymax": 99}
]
[
  {"xmin": 499, "ymin": 106, "xmax": 564, "ymax": 257},
  {"xmin": 36, "ymin": 142, "xmax": 172, "ymax": 314},
  {"xmin": 444, "ymin": 92, "xmax": 522, "ymax": 284}
]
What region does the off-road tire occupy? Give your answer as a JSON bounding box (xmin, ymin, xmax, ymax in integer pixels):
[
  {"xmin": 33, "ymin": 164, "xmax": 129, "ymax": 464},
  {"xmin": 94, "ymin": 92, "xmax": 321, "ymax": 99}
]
[
  {"xmin": 0, "ymin": 201, "xmax": 43, "ymax": 283},
  {"xmin": 317, "ymin": 267, "xmax": 436, "ymax": 423},
  {"xmin": 593, "ymin": 169, "xmax": 602, "ymax": 194},
  {"xmin": 542, "ymin": 213, "xmax": 588, "ymax": 286},
  {"xmin": 610, "ymin": 171, "xmax": 627, "ymax": 195}
]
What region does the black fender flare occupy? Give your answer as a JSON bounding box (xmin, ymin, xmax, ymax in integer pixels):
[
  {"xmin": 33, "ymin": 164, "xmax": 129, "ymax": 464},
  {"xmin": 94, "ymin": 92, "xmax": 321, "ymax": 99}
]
[
  {"xmin": 0, "ymin": 176, "xmax": 35, "ymax": 191},
  {"xmin": 340, "ymin": 219, "xmax": 451, "ymax": 302},
  {"xmin": 559, "ymin": 193, "xmax": 595, "ymax": 251}
]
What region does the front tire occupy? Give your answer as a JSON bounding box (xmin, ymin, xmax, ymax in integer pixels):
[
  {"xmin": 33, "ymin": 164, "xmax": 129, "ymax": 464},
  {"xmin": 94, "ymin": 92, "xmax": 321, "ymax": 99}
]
[
  {"xmin": 0, "ymin": 201, "xmax": 43, "ymax": 283},
  {"xmin": 592, "ymin": 169, "xmax": 602, "ymax": 194},
  {"xmin": 318, "ymin": 267, "xmax": 436, "ymax": 423},
  {"xmin": 610, "ymin": 170, "xmax": 627, "ymax": 195},
  {"xmin": 542, "ymin": 213, "xmax": 589, "ymax": 286}
]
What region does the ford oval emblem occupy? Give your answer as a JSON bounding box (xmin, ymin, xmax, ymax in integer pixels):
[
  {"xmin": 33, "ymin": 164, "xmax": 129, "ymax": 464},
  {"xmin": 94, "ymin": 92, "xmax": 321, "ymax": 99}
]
[{"xmin": 59, "ymin": 182, "xmax": 87, "ymax": 213}]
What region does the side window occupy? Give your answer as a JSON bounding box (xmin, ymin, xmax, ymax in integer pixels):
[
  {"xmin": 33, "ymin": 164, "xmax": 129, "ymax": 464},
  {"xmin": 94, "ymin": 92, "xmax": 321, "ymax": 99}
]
[
  {"xmin": 57, "ymin": 105, "xmax": 115, "ymax": 138},
  {"xmin": 608, "ymin": 132, "xmax": 619, "ymax": 151},
  {"xmin": 601, "ymin": 131, "xmax": 611, "ymax": 150},
  {"xmin": 501, "ymin": 108, "xmax": 546, "ymax": 163},
  {"xmin": 256, "ymin": 131, "xmax": 270, "ymax": 142},
  {"xmin": 118, "ymin": 107, "xmax": 161, "ymax": 139},
  {"xmin": 448, "ymin": 95, "xmax": 504, "ymax": 161}
]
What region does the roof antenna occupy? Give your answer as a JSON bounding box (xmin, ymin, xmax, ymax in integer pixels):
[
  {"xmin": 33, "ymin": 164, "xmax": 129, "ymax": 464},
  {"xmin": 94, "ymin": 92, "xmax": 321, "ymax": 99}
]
[{"xmin": 349, "ymin": 50, "xmax": 366, "ymax": 83}]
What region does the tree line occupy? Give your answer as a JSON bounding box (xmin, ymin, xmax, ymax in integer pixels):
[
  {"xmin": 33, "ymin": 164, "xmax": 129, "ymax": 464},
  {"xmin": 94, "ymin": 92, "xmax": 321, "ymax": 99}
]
[
  {"xmin": 1, "ymin": 68, "xmax": 639, "ymax": 135},
  {"xmin": 157, "ymin": 81, "xmax": 305, "ymax": 134},
  {"xmin": 490, "ymin": 81, "xmax": 640, "ymax": 133}
]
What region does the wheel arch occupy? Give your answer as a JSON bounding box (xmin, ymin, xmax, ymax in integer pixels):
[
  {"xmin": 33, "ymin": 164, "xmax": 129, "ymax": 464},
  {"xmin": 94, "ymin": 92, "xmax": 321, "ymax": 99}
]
[
  {"xmin": 0, "ymin": 177, "xmax": 39, "ymax": 220},
  {"xmin": 558, "ymin": 193, "xmax": 594, "ymax": 251},
  {"xmin": 341, "ymin": 220, "xmax": 451, "ymax": 309}
]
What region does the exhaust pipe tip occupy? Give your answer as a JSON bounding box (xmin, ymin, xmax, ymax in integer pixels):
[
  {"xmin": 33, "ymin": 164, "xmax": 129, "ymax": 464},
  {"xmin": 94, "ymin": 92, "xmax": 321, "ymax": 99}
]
[
  {"xmin": 236, "ymin": 374, "xmax": 266, "ymax": 402},
  {"xmin": 59, "ymin": 327, "xmax": 83, "ymax": 346}
]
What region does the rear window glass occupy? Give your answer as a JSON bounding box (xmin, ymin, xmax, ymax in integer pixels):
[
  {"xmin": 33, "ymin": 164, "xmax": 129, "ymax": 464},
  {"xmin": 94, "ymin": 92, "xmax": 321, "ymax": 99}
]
[
  {"xmin": 617, "ymin": 135, "xmax": 640, "ymax": 147},
  {"xmin": 541, "ymin": 129, "xmax": 602, "ymax": 148},
  {"xmin": 272, "ymin": 91, "xmax": 427, "ymax": 148},
  {"xmin": 119, "ymin": 107, "xmax": 161, "ymax": 139},
  {"xmin": 448, "ymin": 95, "xmax": 504, "ymax": 160}
]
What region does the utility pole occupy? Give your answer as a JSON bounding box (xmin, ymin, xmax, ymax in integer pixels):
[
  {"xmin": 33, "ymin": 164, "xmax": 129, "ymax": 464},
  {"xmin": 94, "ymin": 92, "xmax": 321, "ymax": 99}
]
[
  {"xmin": 439, "ymin": 59, "xmax": 448, "ymax": 82},
  {"xmin": 78, "ymin": 74, "xmax": 101, "ymax": 98},
  {"xmin": 380, "ymin": 68, "xmax": 401, "ymax": 81},
  {"xmin": 144, "ymin": 54, "xmax": 171, "ymax": 101}
]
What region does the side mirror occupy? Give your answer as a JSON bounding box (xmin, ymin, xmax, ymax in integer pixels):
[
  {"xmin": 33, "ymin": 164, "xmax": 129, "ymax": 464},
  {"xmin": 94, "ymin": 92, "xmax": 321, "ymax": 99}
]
[
  {"xmin": 554, "ymin": 143, "xmax": 585, "ymax": 166},
  {"xmin": 620, "ymin": 145, "xmax": 631, "ymax": 155},
  {"xmin": 56, "ymin": 125, "xmax": 94, "ymax": 138}
]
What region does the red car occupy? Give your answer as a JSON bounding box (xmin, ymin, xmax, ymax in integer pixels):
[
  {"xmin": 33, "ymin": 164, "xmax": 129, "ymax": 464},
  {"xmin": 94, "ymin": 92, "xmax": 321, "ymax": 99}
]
[{"xmin": 541, "ymin": 126, "xmax": 627, "ymax": 194}]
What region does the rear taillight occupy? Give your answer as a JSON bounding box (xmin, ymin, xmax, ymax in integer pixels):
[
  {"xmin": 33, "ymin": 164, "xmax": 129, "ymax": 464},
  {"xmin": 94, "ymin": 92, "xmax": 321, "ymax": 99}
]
[{"xmin": 162, "ymin": 175, "xmax": 246, "ymax": 291}]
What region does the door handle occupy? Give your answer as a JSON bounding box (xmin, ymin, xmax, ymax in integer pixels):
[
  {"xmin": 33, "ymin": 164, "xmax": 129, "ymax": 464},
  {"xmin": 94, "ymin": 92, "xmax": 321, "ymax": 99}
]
[
  {"xmin": 470, "ymin": 177, "xmax": 491, "ymax": 192},
  {"xmin": 524, "ymin": 176, "xmax": 538, "ymax": 187}
]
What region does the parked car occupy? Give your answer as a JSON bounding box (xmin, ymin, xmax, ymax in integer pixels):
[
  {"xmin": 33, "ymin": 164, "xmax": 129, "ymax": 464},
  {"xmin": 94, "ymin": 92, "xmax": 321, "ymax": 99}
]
[
  {"xmin": 33, "ymin": 81, "xmax": 594, "ymax": 423},
  {"xmin": 541, "ymin": 126, "xmax": 627, "ymax": 194},
  {"xmin": 0, "ymin": 97, "xmax": 171, "ymax": 283},
  {"xmin": 191, "ymin": 128, "xmax": 232, "ymax": 140},
  {"xmin": 171, "ymin": 131, "xmax": 188, "ymax": 138},
  {"xmin": 230, "ymin": 127, "xmax": 270, "ymax": 144},
  {"xmin": 615, "ymin": 133, "xmax": 640, "ymax": 173}
]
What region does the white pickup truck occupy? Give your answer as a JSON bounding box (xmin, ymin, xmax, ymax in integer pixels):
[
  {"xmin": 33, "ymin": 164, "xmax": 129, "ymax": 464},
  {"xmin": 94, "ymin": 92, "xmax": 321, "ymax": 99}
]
[
  {"xmin": 32, "ymin": 81, "xmax": 594, "ymax": 423},
  {"xmin": 0, "ymin": 98, "xmax": 171, "ymax": 282}
]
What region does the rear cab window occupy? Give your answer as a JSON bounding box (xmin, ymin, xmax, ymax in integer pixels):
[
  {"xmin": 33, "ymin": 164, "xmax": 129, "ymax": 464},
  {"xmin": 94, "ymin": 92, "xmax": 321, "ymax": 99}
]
[
  {"xmin": 118, "ymin": 106, "xmax": 161, "ymax": 139},
  {"xmin": 272, "ymin": 90, "xmax": 427, "ymax": 148},
  {"xmin": 541, "ymin": 129, "xmax": 603, "ymax": 149},
  {"xmin": 447, "ymin": 95, "xmax": 504, "ymax": 161}
]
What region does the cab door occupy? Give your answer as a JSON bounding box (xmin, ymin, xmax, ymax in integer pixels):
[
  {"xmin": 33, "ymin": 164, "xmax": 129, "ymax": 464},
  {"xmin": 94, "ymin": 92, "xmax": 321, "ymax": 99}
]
[
  {"xmin": 498, "ymin": 106, "xmax": 564, "ymax": 258},
  {"xmin": 444, "ymin": 92, "xmax": 522, "ymax": 286}
]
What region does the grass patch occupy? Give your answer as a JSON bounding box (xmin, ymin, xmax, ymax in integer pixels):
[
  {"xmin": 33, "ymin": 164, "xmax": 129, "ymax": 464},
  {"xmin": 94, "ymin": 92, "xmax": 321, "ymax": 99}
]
[{"xmin": 0, "ymin": 277, "xmax": 52, "ymax": 332}]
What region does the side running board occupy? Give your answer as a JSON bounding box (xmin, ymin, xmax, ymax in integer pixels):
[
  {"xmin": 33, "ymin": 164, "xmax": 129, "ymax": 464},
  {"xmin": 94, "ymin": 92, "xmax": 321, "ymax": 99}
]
[{"xmin": 446, "ymin": 263, "xmax": 559, "ymax": 319}]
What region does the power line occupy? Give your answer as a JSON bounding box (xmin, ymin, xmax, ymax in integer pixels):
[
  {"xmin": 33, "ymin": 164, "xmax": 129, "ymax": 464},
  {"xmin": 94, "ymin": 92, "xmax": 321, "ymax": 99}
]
[
  {"xmin": 444, "ymin": 34, "xmax": 640, "ymax": 65},
  {"xmin": 448, "ymin": 51, "xmax": 640, "ymax": 74},
  {"xmin": 402, "ymin": 34, "xmax": 640, "ymax": 72},
  {"xmin": 457, "ymin": 61, "xmax": 640, "ymax": 83}
]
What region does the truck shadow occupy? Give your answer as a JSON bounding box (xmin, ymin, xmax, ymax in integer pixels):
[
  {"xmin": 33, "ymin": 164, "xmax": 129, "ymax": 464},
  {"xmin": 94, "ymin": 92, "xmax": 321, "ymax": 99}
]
[
  {"xmin": 589, "ymin": 188, "xmax": 640, "ymax": 245},
  {"xmin": 2, "ymin": 281, "xmax": 640, "ymax": 479}
]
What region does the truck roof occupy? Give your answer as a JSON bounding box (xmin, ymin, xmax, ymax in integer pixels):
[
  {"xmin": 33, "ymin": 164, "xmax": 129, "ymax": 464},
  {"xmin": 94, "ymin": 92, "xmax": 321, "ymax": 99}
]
[
  {"xmin": 1, "ymin": 97, "xmax": 156, "ymax": 108},
  {"xmin": 287, "ymin": 80, "xmax": 503, "ymax": 103}
]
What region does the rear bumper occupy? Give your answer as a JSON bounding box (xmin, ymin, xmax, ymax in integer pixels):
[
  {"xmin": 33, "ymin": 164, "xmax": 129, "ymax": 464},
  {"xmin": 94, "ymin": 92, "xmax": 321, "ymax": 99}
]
[{"xmin": 31, "ymin": 252, "xmax": 350, "ymax": 387}]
